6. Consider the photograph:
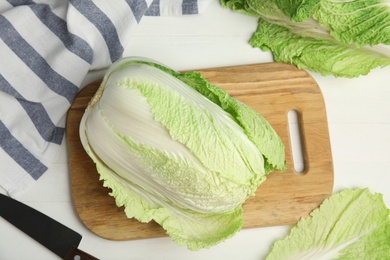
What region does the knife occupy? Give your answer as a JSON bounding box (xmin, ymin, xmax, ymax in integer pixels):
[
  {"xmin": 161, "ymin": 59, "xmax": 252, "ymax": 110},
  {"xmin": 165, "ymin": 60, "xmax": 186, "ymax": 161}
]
[{"xmin": 0, "ymin": 193, "xmax": 98, "ymax": 259}]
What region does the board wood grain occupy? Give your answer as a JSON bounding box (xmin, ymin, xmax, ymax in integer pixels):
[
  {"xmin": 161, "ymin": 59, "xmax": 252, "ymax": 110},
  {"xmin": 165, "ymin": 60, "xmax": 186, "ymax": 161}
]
[{"xmin": 66, "ymin": 62, "xmax": 333, "ymax": 241}]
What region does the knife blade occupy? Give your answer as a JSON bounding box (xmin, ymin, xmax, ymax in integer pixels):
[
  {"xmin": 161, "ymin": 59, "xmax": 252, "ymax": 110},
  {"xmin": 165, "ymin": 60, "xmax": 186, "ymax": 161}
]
[{"xmin": 0, "ymin": 193, "xmax": 98, "ymax": 259}]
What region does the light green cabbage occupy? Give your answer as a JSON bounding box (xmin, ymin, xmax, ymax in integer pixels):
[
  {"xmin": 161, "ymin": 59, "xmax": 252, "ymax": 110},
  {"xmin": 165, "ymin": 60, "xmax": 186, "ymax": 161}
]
[
  {"xmin": 221, "ymin": 0, "xmax": 390, "ymax": 77},
  {"xmin": 79, "ymin": 57, "xmax": 285, "ymax": 250},
  {"xmin": 266, "ymin": 188, "xmax": 390, "ymax": 259}
]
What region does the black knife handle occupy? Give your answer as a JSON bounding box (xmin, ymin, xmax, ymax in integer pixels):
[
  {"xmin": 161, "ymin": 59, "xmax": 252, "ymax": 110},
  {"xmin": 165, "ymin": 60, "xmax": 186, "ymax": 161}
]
[{"xmin": 64, "ymin": 247, "xmax": 99, "ymax": 260}]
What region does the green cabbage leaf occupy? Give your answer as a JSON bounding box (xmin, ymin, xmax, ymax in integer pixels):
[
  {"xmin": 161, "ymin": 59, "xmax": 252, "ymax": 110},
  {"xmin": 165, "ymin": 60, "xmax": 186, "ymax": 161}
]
[
  {"xmin": 221, "ymin": 0, "xmax": 390, "ymax": 77},
  {"xmin": 266, "ymin": 188, "xmax": 390, "ymax": 259},
  {"xmin": 79, "ymin": 57, "xmax": 285, "ymax": 250},
  {"xmin": 250, "ymin": 21, "xmax": 390, "ymax": 78}
]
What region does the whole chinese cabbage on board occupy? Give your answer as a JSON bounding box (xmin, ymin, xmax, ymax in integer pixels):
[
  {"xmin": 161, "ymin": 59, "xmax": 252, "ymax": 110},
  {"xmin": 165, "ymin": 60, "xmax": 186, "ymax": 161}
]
[
  {"xmin": 221, "ymin": 0, "xmax": 390, "ymax": 78},
  {"xmin": 79, "ymin": 57, "xmax": 286, "ymax": 250},
  {"xmin": 266, "ymin": 188, "xmax": 390, "ymax": 259}
]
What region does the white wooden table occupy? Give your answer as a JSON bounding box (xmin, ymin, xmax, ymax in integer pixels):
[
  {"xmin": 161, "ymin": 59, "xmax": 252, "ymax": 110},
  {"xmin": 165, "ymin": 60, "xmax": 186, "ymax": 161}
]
[{"xmin": 1, "ymin": 2, "xmax": 389, "ymax": 259}]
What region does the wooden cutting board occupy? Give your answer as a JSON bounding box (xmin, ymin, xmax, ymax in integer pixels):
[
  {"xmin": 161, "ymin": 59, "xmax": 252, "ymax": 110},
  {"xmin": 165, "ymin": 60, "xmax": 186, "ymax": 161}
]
[{"xmin": 66, "ymin": 62, "xmax": 333, "ymax": 241}]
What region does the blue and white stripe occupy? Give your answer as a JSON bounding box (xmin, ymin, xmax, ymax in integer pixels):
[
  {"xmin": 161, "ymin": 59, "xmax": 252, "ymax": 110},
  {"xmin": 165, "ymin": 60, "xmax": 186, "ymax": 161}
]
[{"xmin": 0, "ymin": 0, "xmax": 211, "ymax": 197}]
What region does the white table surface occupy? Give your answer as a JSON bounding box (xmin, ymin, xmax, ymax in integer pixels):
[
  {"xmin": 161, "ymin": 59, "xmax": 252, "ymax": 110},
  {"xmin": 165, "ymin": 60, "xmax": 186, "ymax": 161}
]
[{"xmin": 1, "ymin": 2, "xmax": 389, "ymax": 259}]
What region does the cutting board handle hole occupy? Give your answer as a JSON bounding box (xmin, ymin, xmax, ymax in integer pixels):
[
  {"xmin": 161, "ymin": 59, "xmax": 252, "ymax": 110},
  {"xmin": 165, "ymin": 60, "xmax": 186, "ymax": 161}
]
[{"xmin": 288, "ymin": 109, "xmax": 305, "ymax": 174}]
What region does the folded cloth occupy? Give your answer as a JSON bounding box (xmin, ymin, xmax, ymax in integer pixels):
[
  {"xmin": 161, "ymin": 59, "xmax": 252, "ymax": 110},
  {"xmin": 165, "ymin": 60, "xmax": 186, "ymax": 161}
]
[{"xmin": 0, "ymin": 0, "xmax": 211, "ymax": 197}]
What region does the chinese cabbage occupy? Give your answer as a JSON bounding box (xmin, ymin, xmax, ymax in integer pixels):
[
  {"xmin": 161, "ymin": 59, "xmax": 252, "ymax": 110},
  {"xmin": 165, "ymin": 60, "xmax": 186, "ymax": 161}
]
[{"xmin": 79, "ymin": 57, "xmax": 285, "ymax": 250}]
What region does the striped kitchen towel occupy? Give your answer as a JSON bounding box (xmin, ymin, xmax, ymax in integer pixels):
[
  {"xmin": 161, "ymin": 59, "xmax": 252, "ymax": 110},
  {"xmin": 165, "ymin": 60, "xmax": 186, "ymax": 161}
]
[{"xmin": 0, "ymin": 0, "xmax": 212, "ymax": 197}]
